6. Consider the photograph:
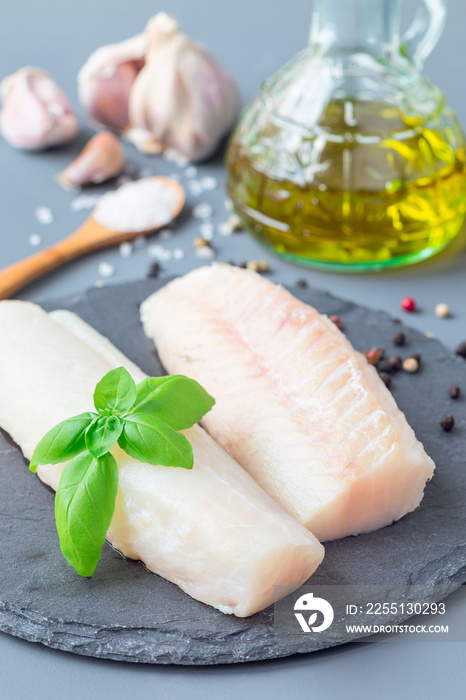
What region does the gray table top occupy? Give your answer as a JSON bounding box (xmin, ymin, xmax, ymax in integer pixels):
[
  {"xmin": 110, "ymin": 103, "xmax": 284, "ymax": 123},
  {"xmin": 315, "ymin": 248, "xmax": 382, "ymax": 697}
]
[{"xmin": 1, "ymin": 0, "xmax": 465, "ymax": 697}]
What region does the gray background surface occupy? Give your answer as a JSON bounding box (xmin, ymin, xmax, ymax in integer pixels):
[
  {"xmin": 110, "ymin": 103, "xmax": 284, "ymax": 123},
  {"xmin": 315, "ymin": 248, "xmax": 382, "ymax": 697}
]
[{"xmin": 0, "ymin": 0, "xmax": 465, "ymax": 697}]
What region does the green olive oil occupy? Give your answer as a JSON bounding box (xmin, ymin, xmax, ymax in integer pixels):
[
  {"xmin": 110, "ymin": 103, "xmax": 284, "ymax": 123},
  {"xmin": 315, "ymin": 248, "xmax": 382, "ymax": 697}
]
[{"xmin": 226, "ymin": 100, "xmax": 466, "ymax": 271}]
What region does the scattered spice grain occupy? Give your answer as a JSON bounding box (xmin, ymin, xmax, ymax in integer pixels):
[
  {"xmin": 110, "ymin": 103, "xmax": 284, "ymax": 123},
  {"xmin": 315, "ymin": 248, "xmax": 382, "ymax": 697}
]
[{"xmin": 440, "ymin": 415, "xmax": 455, "ymax": 432}]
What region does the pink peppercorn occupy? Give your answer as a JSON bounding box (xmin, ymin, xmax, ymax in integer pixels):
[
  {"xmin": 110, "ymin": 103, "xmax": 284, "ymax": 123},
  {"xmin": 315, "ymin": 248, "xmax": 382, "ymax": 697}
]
[{"xmin": 401, "ymin": 297, "xmax": 417, "ymax": 313}]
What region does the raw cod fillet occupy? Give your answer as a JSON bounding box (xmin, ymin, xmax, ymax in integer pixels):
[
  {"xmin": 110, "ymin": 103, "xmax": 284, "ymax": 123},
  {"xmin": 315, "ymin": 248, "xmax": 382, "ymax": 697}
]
[
  {"xmin": 0, "ymin": 300, "xmax": 324, "ymax": 617},
  {"xmin": 141, "ymin": 264, "xmax": 436, "ymax": 542}
]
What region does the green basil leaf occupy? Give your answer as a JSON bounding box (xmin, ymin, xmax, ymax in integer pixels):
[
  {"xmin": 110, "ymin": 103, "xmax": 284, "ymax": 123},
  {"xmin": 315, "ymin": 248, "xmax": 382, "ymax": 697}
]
[
  {"xmin": 130, "ymin": 375, "xmax": 215, "ymax": 430},
  {"xmin": 55, "ymin": 450, "xmax": 118, "ymax": 577},
  {"xmin": 93, "ymin": 367, "xmax": 136, "ymax": 417},
  {"xmin": 85, "ymin": 415, "xmax": 123, "ymax": 458},
  {"xmin": 118, "ymin": 413, "xmax": 193, "ymax": 469},
  {"xmin": 29, "ymin": 412, "xmax": 97, "ymax": 473}
]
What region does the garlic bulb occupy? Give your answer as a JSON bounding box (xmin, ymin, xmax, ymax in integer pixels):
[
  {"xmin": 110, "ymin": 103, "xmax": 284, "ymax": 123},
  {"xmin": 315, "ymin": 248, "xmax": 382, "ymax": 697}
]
[
  {"xmin": 0, "ymin": 67, "xmax": 79, "ymax": 150},
  {"xmin": 78, "ymin": 13, "xmax": 240, "ymax": 162},
  {"xmin": 57, "ymin": 131, "xmax": 126, "ymax": 189}
]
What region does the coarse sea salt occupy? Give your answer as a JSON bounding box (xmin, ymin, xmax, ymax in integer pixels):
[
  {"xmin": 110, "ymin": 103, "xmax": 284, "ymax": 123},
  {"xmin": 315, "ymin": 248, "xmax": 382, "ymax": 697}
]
[
  {"xmin": 94, "ymin": 179, "xmax": 179, "ymax": 233},
  {"xmin": 173, "ymin": 248, "xmax": 185, "ymax": 260},
  {"xmin": 98, "ymin": 261, "xmax": 115, "ymax": 278},
  {"xmin": 185, "ymin": 165, "xmax": 198, "ymax": 178},
  {"xmin": 164, "ymin": 149, "xmax": 189, "ymax": 168},
  {"xmin": 148, "ymin": 244, "xmax": 172, "ymax": 262},
  {"xmin": 193, "ymin": 202, "xmax": 213, "ymax": 220},
  {"xmin": 188, "ymin": 181, "xmax": 203, "ymax": 196},
  {"xmin": 119, "ymin": 242, "xmax": 133, "ymax": 258},
  {"xmin": 29, "ymin": 233, "xmax": 41, "ymax": 246},
  {"xmin": 71, "ymin": 193, "xmax": 101, "ymax": 211},
  {"xmin": 199, "ymin": 222, "xmax": 214, "ymax": 241},
  {"xmin": 218, "ymin": 221, "xmax": 233, "ymax": 236},
  {"xmin": 195, "ymin": 246, "xmax": 215, "ymax": 260},
  {"xmin": 35, "ymin": 206, "xmax": 54, "ymax": 224},
  {"xmin": 201, "ymin": 176, "xmax": 217, "ymax": 191}
]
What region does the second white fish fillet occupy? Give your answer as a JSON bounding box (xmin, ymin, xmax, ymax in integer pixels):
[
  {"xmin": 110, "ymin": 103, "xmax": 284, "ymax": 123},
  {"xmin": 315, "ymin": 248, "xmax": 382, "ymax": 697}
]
[
  {"xmin": 0, "ymin": 301, "xmax": 324, "ymax": 617},
  {"xmin": 141, "ymin": 264, "xmax": 436, "ymax": 542}
]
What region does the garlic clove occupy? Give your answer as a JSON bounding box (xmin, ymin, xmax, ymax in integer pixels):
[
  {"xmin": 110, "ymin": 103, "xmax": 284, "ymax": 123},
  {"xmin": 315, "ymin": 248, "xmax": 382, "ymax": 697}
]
[
  {"xmin": 57, "ymin": 130, "xmax": 126, "ymax": 189},
  {"xmin": 0, "ymin": 67, "xmax": 79, "ymax": 150},
  {"xmin": 78, "ymin": 33, "xmax": 146, "ymax": 131},
  {"xmin": 127, "ymin": 13, "xmax": 240, "ymax": 162}
]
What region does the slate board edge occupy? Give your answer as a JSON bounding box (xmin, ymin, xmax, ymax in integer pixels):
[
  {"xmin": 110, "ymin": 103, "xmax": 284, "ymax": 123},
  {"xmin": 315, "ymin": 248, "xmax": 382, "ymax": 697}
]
[{"xmin": 1, "ymin": 581, "xmax": 462, "ymax": 666}]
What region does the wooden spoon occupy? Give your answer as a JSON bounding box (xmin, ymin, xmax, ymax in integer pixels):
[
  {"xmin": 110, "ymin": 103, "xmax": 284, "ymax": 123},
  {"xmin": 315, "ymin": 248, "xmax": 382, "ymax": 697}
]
[{"xmin": 0, "ymin": 177, "xmax": 185, "ymax": 300}]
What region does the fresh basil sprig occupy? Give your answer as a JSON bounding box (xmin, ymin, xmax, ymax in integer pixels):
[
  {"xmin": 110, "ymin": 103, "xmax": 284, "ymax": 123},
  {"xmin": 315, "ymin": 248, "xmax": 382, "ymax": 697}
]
[{"xmin": 30, "ymin": 367, "xmax": 215, "ymax": 577}]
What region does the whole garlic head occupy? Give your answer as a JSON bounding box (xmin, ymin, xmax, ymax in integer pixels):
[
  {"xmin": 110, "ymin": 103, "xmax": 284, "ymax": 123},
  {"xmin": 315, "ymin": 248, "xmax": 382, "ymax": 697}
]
[
  {"xmin": 0, "ymin": 67, "xmax": 79, "ymax": 150},
  {"xmin": 78, "ymin": 13, "xmax": 240, "ymax": 162}
]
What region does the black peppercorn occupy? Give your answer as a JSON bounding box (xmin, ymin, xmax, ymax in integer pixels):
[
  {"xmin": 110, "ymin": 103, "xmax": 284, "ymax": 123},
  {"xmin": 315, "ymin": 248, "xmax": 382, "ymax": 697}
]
[
  {"xmin": 148, "ymin": 261, "xmax": 160, "ymax": 278},
  {"xmin": 448, "ymin": 383, "xmax": 461, "ymax": 399},
  {"xmin": 379, "ymin": 371, "xmax": 392, "ymax": 388},
  {"xmin": 388, "ymin": 355, "xmax": 402, "ymax": 372},
  {"xmin": 296, "ymin": 278, "xmax": 308, "ymax": 289},
  {"xmin": 440, "ymin": 415, "xmax": 455, "ymax": 432},
  {"xmin": 391, "ymin": 330, "xmax": 405, "ymax": 346},
  {"xmin": 409, "ymin": 352, "xmax": 422, "ymax": 364},
  {"xmin": 378, "ymin": 359, "xmax": 392, "ymax": 373},
  {"xmin": 455, "ymin": 341, "xmax": 466, "ymax": 358}
]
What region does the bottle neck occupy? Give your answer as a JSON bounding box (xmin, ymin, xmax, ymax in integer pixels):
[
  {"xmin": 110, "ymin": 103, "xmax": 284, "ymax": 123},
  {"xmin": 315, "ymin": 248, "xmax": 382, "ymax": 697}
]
[{"xmin": 309, "ymin": 0, "xmax": 401, "ymax": 58}]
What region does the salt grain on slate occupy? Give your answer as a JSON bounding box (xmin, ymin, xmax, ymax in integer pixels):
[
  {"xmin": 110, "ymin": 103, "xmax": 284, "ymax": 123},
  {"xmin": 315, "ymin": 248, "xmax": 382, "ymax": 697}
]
[
  {"xmin": 193, "ymin": 203, "xmax": 213, "ymax": 220},
  {"xmin": 71, "ymin": 194, "xmax": 101, "ymax": 211},
  {"xmin": 218, "ymin": 221, "xmax": 233, "ymax": 236},
  {"xmin": 164, "ymin": 149, "xmax": 188, "ymax": 167},
  {"xmin": 195, "ymin": 246, "xmax": 215, "ymax": 260},
  {"xmin": 119, "ymin": 242, "xmax": 133, "ymax": 258},
  {"xmin": 188, "ymin": 181, "xmax": 203, "ymax": 196},
  {"xmin": 185, "ymin": 166, "xmax": 198, "ymax": 178},
  {"xmin": 224, "ymin": 198, "xmax": 234, "ymax": 211},
  {"xmin": 29, "ymin": 233, "xmax": 41, "ymax": 246},
  {"xmin": 201, "ymin": 176, "xmax": 217, "ymax": 191},
  {"xmin": 173, "ymin": 248, "xmax": 185, "ymax": 260},
  {"xmin": 148, "ymin": 244, "xmax": 172, "ymax": 262},
  {"xmin": 98, "ymin": 261, "xmax": 115, "ymax": 278},
  {"xmin": 35, "ymin": 206, "xmax": 54, "ymax": 224},
  {"xmin": 199, "ymin": 222, "xmax": 214, "ymax": 240}
]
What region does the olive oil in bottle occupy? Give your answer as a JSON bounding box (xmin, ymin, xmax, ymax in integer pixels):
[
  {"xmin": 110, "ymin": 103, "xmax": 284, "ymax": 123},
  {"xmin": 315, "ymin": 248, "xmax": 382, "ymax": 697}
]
[{"xmin": 227, "ymin": 100, "xmax": 466, "ymax": 271}]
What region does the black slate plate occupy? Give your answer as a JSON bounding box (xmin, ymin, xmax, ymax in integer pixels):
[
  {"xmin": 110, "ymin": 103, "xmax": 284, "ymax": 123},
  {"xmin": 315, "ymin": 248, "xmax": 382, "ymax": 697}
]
[{"xmin": 0, "ymin": 279, "xmax": 465, "ymax": 665}]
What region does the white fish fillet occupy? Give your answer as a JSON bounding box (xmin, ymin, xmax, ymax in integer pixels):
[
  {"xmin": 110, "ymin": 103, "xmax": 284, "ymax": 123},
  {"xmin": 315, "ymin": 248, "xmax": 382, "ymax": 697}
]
[
  {"xmin": 0, "ymin": 301, "xmax": 324, "ymax": 617},
  {"xmin": 141, "ymin": 264, "xmax": 436, "ymax": 542}
]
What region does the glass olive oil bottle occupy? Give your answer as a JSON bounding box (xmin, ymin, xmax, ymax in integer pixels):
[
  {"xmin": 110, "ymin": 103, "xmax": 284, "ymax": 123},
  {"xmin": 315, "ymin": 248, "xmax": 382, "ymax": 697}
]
[{"xmin": 226, "ymin": 0, "xmax": 466, "ymax": 271}]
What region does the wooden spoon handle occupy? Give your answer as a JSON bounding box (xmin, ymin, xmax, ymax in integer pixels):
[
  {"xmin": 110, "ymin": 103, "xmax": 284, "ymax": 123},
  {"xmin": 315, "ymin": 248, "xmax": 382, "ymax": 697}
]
[{"xmin": 0, "ymin": 220, "xmax": 102, "ymax": 300}]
